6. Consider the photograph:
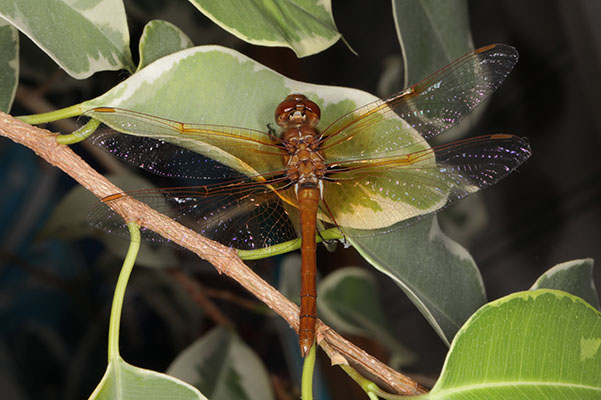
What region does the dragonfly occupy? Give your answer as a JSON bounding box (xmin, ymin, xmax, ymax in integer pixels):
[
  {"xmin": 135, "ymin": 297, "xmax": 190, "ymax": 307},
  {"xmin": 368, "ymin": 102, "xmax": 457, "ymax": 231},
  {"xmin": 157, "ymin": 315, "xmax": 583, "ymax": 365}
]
[{"xmin": 85, "ymin": 43, "xmax": 531, "ymax": 356}]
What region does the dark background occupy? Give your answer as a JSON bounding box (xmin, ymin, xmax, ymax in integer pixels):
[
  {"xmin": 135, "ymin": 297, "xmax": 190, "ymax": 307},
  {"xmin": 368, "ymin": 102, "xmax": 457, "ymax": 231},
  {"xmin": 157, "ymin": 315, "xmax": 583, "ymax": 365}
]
[{"xmin": 1, "ymin": 0, "xmax": 600, "ymax": 399}]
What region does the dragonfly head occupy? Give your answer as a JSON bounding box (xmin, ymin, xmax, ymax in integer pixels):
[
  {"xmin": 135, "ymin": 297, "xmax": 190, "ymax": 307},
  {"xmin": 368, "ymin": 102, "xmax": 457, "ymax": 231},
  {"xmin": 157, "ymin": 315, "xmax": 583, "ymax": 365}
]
[{"xmin": 275, "ymin": 94, "xmax": 321, "ymax": 128}]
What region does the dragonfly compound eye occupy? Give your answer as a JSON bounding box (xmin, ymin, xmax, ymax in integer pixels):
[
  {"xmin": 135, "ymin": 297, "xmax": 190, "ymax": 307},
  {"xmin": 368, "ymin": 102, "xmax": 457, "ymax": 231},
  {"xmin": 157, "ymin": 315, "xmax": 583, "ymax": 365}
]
[{"xmin": 275, "ymin": 94, "xmax": 321, "ymax": 127}]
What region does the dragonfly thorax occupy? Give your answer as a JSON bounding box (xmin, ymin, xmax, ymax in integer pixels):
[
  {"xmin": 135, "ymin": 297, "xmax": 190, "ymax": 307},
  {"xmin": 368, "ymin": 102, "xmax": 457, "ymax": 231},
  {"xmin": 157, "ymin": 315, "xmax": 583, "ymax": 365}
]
[
  {"xmin": 283, "ymin": 126, "xmax": 326, "ymax": 186},
  {"xmin": 275, "ymin": 94, "xmax": 326, "ymax": 187}
]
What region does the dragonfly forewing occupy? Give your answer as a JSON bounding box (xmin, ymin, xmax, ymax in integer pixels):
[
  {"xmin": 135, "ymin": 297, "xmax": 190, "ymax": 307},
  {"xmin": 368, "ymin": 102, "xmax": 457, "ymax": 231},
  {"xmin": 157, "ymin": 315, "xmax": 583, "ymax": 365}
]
[{"xmin": 85, "ymin": 107, "xmax": 287, "ymax": 181}]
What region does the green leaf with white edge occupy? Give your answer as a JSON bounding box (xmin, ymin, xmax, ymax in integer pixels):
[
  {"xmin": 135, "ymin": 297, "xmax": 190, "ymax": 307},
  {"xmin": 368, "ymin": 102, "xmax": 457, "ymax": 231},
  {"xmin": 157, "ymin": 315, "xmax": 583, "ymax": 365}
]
[
  {"xmin": 137, "ymin": 20, "xmax": 194, "ymax": 71},
  {"xmin": 393, "ymin": 0, "xmax": 473, "ymax": 87},
  {"xmin": 167, "ymin": 326, "xmax": 274, "ymax": 400},
  {"xmin": 89, "ymin": 355, "xmax": 207, "ymax": 400},
  {"xmin": 39, "ymin": 174, "xmax": 177, "ymax": 269},
  {"xmin": 419, "ymin": 290, "xmax": 601, "ymax": 399},
  {"xmin": 0, "ymin": 0, "xmax": 134, "ymax": 79},
  {"xmin": 0, "ymin": 17, "xmax": 17, "ymax": 112},
  {"xmin": 82, "ymin": 45, "xmax": 437, "ymax": 232},
  {"xmin": 187, "ymin": 0, "xmax": 341, "ymax": 57},
  {"xmin": 318, "ymin": 267, "xmax": 417, "ymax": 368},
  {"xmin": 347, "ymin": 215, "xmax": 486, "ymax": 346},
  {"xmin": 530, "ymin": 258, "xmax": 600, "ymax": 310},
  {"xmin": 83, "ymin": 45, "xmax": 374, "ymax": 131}
]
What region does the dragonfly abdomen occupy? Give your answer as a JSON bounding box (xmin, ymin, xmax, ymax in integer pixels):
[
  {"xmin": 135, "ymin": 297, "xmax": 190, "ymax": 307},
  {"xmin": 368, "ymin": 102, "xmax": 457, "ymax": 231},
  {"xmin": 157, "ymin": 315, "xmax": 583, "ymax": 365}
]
[{"xmin": 297, "ymin": 185, "xmax": 320, "ymax": 356}]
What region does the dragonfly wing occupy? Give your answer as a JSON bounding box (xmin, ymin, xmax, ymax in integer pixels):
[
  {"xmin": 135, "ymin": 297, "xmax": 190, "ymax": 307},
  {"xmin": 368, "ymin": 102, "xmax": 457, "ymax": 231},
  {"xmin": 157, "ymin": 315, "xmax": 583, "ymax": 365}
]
[
  {"xmin": 91, "ymin": 130, "xmax": 255, "ymax": 181},
  {"xmin": 320, "ymin": 44, "xmax": 519, "ymax": 161},
  {"xmin": 85, "ymin": 108, "xmax": 286, "ymax": 180},
  {"xmin": 89, "ymin": 182, "xmax": 301, "ymax": 251},
  {"xmin": 320, "ymin": 134, "xmax": 531, "ymax": 231}
]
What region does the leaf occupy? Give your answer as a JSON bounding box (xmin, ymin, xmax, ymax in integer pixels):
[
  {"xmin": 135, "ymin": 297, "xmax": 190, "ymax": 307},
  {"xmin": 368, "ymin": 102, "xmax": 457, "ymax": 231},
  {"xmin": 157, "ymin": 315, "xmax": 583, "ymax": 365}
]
[
  {"xmin": 83, "ymin": 46, "xmax": 376, "ymax": 134},
  {"xmin": 167, "ymin": 327, "xmax": 274, "ymax": 400},
  {"xmin": 0, "ymin": 0, "xmax": 134, "ymax": 79},
  {"xmin": 187, "ymin": 0, "xmax": 341, "ymax": 57},
  {"xmin": 274, "ymin": 255, "xmax": 306, "ymax": 370},
  {"xmin": 347, "ymin": 216, "xmax": 486, "ymax": 346},
  {"xmin": 278, "ymin": 254, "xmax": 303, "ymax": 304},
  {"xmin": 437, "ymin": 196, "xmax": 488, "ymax": 247},
  {"xmin": 393, "ymin": 0, "xmax": 473, "ymax": 87},
  {"xmin": 530, "ymin": 258, "xmax": 600, "ymax": 310},
  {"xmin": 420, "ymin": 290, "xmax": 601, "ymax": 399},
  {"xmin": 40, "ymin": 174, "xmax": 177, "ymax": 269},
  {"xmin": 318, "ymin": 267, "xmax": 416, "ymax": 367},
  {"xmin": 274, "ymin": 255, "xmax": 330, "ymax": 398},
  {"xmin": 391, "ymin": 1, "xmax": 487, "ymax": 155},
  {"xmin": 137, "ymin": 20, "xmax": 194, "ymax": 71},
  {"xmin": 0, "ymin": 17, "xmax": 17, "ymax": 112},
  {"xmin": 39, "ymin": 183, "xmax": 98, "ymax": 241},
  {"xmin": 89, "ymin": 356, "xmax": 207, "ymax": 400},
  {"xmin": 102, "ymin": 233, "xmax": 178, "ymax": 269},
  {"xmin": 82, "ymin": 46, "xmax": 437, "ymax": 234}
]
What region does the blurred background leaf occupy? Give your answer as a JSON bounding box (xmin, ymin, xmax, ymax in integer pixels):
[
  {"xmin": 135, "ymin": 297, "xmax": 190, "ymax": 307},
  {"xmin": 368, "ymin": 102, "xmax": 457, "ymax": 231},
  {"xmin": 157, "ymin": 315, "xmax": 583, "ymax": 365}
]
[
  {"xmin": 0, "ymin": 17, "xmax": 17, "ymax": 111},
  {"xmin": 530, "ymin": 258, "xmax": 600, "ymax": 310}
]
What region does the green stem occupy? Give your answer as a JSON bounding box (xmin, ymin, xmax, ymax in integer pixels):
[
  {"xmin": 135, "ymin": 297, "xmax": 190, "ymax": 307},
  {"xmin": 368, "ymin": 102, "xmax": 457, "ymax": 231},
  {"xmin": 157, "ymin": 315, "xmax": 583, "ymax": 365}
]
[
  {"xmin": 238, "ymin": 238, "xmax": 302, "ymax": 260},
  {"xmin": 237, "ymin": 227, "xmax": 344, "ymax": 260},
  {"xmin": 301, "ymin": 341, "xmax": 317, "ymax": 400},
  {"xmin": 56, "ymin": 118, "xmax": 101, "ymax": 144},
  {"xmin": 107, "ymin": 222, "xmax": 141, "ymax": 361},
  {"xmin": 340, "ymin": 364, "xmax": 384, "ymax": 400},
  {"xmin": 17, "ymin": 103, "xmax": 84, "ymax": 125}
]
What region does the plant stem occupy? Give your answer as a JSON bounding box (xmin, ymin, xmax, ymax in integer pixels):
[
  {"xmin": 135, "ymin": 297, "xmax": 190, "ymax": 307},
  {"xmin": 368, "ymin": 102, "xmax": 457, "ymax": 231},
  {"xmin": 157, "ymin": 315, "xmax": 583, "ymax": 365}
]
[
  {"xmin": 301, "ymin": 341, "xmax": 316, "ymax": 400},
  {"xmin": 107, "ymin": 222, "xmax": 141, "ymax": 361},
  {"xmin": 56, "ymin": 118, "xmax": 101, "ymax": 144},
  {"xmin": 237, "ymin": 227, "xmax": 343, "ymax": 260},
  {"xmin": 341, "ymin": 364, "xmax": 384, "ymax": 399},
  {"xmin": 17, "ymin": 103, "xmax": 84, "ymax": 125}
]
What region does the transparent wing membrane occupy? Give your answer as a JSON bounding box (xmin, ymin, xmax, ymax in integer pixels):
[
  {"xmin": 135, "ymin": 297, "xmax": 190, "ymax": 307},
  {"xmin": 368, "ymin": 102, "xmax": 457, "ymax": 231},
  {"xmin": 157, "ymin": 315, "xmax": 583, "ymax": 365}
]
[
  {"xmin": 90, "ymin": 127, "xmax": 258, "ymax": 181},
  {"xmin": 85, "ymin": 108, "xmax": 287, "ymax": 180}
]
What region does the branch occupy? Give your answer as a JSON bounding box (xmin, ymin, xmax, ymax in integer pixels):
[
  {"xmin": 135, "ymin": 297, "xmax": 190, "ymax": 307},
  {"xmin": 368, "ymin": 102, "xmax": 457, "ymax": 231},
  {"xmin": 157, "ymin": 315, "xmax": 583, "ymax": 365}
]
[{"xmin": 0, "ymin": 111, "xmax": 427, "ymax": 395}]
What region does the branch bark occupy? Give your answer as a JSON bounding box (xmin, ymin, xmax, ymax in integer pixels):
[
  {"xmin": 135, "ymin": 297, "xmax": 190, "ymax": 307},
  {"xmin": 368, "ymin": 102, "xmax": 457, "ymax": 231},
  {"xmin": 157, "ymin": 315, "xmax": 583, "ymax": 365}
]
[{"xmin": 0, "ymin": 111, "xmax": 427, "ymax": 395}]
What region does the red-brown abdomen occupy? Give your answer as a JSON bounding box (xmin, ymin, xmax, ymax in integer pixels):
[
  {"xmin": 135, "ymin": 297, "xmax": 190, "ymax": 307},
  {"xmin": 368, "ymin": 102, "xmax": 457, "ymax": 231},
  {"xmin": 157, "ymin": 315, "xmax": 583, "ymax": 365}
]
[{"xmin": 297, "ymin": 185, "xmax": 320, "ymax": 356}]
